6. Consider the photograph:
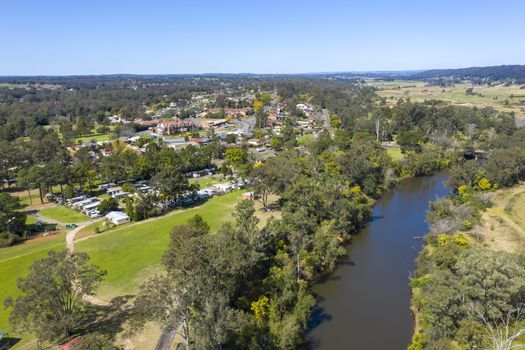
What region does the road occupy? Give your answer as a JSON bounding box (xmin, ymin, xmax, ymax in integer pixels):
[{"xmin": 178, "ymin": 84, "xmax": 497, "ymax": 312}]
[
  {"xmin": 24, "ymin": 207, "xmax": 100, "ymax": 253},
  {"xmin": 66, "ymin": 220, "xmax": 96, "ymax": 252}
]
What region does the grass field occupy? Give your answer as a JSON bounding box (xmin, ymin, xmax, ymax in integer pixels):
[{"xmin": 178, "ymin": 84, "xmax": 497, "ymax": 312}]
[
  {"xmin": 74, "ymin": 132, "xmax": 113, "ymax": 144},
  {"xmin": 478, "ymin": 184, "xmax": 525, "ymax": 253},
  {"xmin": 0, "ymin": 233, "xmax": 66, "ymax": 342},
  {"xmin": 189, "ymin": 174, "xmax": 224, "ymax": 188},
  {"xmin": 39, "ymin": 206, "xmax": 88, "ymax": 224},
  {"xmin": 368, "ymin": 80, "xmax": 525, "ymax": 123},
  {"xmin": 0, "ymin": 191, "xmax": 244, "ymax": 348},
  {"xmin": 386, "ymin": 147, "xmax": 404, "ymax": 162},
  {"xmin": 76, "ymin": 190, "xmax": 242, "ymax": 300}
]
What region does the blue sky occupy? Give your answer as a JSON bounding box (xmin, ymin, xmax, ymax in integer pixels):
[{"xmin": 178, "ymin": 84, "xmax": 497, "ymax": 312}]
[{"xmin": 1, "ymin": 0, "xmax": 524, "ymax": 75}]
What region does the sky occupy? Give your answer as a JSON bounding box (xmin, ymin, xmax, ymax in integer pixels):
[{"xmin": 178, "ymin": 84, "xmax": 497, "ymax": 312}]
[{"xmin": 1, "ymin": 0, "xmax": 524, "ymax": 75}]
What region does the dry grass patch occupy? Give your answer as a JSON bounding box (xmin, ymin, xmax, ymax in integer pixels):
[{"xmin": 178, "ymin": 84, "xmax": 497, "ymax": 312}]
[{"xmin": 478, "ymin": 184, "xmax": 525, "ymax": 253}]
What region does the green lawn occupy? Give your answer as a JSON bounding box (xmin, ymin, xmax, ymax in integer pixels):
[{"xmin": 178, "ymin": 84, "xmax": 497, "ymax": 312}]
[
  {"xmin": 190, "ymin": 174, "xmax": 224, "ymax": 188},
  {"xmin": 25, "ymin": 215, "xmax": 38, "ymax": 225},
  {"xmin": 39, "ymin": 206, "xmax": 88, "ymax": 223},
  {"xmin": 0, "ymin": 234, "xmax": 66, "ymax": 340},
  {"xmin": 386, "ymin": 147, "xmax": 404, "ymax": 162},
  {"xmin": 74, "ymin": 133, "xmax": 113, "ymax": 144},
  {"xmin": 77, "ymin": 190, "xmax": 242, "ymax": 299},
  {"xmin": 0, "ymin": 191, "xmax": 242, "ymax": 348}
]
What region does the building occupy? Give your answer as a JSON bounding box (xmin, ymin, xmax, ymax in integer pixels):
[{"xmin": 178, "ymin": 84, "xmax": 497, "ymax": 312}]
[
  {"xmin": 214, "ymin": 183, "xmax": 234, "ymax": 194},
  {"xmin": 155, "ymin": 118, "xmax": 198, "ymax": 135},
  {"xmin": 105, "ymin": 211, "xmax": 131, "ymax": 225}
]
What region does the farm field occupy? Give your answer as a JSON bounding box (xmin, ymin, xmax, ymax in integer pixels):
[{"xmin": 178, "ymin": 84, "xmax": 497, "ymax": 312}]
[
  {"xmin": 369, "ymin": 80, "xmax": 525, "ymax": 123},
  {"xmin": 38, "ymin": 206, "xmax": 89, "ymax": 224}
]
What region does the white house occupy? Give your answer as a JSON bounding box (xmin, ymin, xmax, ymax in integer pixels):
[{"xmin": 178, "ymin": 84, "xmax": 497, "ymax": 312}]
[
  {"xmin": 105, "ymin": 211, "xmax": 131, "ymax": 225},
  {"xmin": 72, "ymin": 197, "xmax": 98, "ymax": 210},
  {"xmin": 107, "ymin": 187, "xmax": 123, "ymax": 198},
  {"xmin": 81, "ymin": 201, "xmax": 101, "ymax": 214},
  {"xmin": 214, "ymin": 183, "xmax": 233, "ymax": 194}
]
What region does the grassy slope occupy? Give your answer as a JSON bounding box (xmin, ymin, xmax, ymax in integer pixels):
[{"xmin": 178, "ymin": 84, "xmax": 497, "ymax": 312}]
[
  {"xmin": 38, "ymin": 206, "xmax": 89, "ymax": 224},
  {"xmin": 479, "ymin": 184, "xmax": 525, "ymax": 253},
  {"xmin": 386, "ymin": 147, "xmax": 404, "ymax": 162},
  {"xmin": 0, "ymin": 191, "xmax": 241, "ymax": 348},
  {"xmin": 0, "ymin": 234, "xmax": 66, "ymax": 334},
  {"xmin": 75, "ymin": 190, "xmax": 241, "ymax": 299}
]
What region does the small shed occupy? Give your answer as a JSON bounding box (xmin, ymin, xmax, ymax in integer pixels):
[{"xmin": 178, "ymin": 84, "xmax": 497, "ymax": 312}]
[{"xmin": 105, "ymin": 211, "xmax": 131, "ymax": 225}]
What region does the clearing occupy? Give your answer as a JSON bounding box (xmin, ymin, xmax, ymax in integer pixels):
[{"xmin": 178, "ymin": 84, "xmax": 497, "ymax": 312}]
[
  {"xmin": 38, "ymin": 206, "xmax": 89, "ymax": 224},
  {"xmin": 478, "ymin": 183, "xmax": 525, "ymax": 253}
]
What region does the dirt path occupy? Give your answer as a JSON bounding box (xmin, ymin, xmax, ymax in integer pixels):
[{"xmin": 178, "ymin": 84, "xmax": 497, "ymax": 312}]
[{"xmin": 66, "ymin": 218, "xmax": 103, "ymax": 252}]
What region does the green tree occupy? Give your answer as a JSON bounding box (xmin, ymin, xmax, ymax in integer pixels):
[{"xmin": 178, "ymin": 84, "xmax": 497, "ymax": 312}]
[
  {"xmin": 149, "ymin": 166, "xmax": 191, "ymax": 201},
  {"xmin": 97, "ymin": 197, "xmax": 119, "ymax": 214},
  {"xmin": 5, "ymin": 250, "xmax": 106, "ymax": 344},
  {"xmin": 0, "ymin": 192, "xmax": 26, "ymax": 239}
]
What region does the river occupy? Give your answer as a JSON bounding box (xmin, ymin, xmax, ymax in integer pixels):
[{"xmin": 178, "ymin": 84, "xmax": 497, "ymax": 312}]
[{"xmin": 308, "ymin": 171, "xmax": 450, "ymax": 350}]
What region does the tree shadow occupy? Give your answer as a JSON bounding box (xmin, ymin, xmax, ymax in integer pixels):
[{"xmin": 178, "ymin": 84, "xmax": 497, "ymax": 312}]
[
  {"xmin": 0, "ymin": 337, "xmax": 21, "ymax": 349},
  {"xmin": 369, "ymin": 215, "xmax": 384, "ymax": 222},
  {"xmin": 304, "ymin": 304, "xmax": 332, "ymax": 349},
  {"xmin": 78, "ymin": 295, "xmax": 135, "ymax": 338}
]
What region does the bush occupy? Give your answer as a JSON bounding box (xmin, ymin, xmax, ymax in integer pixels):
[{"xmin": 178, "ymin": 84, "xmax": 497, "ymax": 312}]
[
  {"xmin": 0, "ymin": 233, "xmax": 23, "ymax": 248},
  {"xmin": 96, "ymin": 126, "xmax": 110, "ymax": 134}
]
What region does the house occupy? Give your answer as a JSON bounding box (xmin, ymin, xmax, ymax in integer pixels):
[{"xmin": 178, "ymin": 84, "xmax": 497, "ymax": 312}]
[
  {"xmin": 247, "ymin": 139, "xmax": 261, "ymax": 147},
  {"xmin": 107, "ymin": 187, "xmax": 123, "ymax": 197},
  {"xmin": 81, "ymin": 201, "xmax": 101, "ymax": 214},
  {"xmin": 67, "ymin": 195, "xmax": 87, "ymax": 205},
  {"xmin": 72, "ymin": 197, "xmax": 98, "ymax": 210},
  {"xmin": 105, "ymin": 211, "xmax": 131, "ymax": 225},
  {"xmin": 242, "ymin": 191, "xmax": 254, "ymax": 200},
  {"xmin": 214, "ymin": 183, "xmax": 234, "ymax": 194},
  {"xmin": 100, "ymin": 149, "xmax": 112, "ymax": 157},
  {"xmin": 155, "ymin": 118, "xmax": 198, "ymax": 135}
]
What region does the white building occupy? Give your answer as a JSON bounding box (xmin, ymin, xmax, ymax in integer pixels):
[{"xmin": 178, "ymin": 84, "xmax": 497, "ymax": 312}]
[{"xmin": 105, "ymin": 211, "xmax": 131, "ymax": 225}]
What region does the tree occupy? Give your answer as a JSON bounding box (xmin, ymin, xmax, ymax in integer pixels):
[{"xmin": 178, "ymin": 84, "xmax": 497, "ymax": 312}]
[
  {"xmin": 97, "ymin": 197, "xmax": 119, "ymax": 214},
  {"xmin": 225, "ymin": 148, "xmax": 251, "ymax": 176},
  {"xmin": 5, "ymin": 250, "xmax": 106, "ymax": 344},
  {"xmin": 251, "ymin": 163, "xmax": 273, "ymax": 208},
  {"xmin": 0, "ymin": 192, "xmax": 27, "ymax": 238},
  {"xmin": 225, "ymin": 133, "xmax": 237, "ymax": 144},
  {"xmin": 472, "ymin": 306, "xmax": 525, "ymax": 350},
  {"xmin": 133, "ymin": 215, "xmax": 252, "ymax": 349},
  {"xmin": 149, "ymin": 166, "xmax": 191, "ymax": 201}
]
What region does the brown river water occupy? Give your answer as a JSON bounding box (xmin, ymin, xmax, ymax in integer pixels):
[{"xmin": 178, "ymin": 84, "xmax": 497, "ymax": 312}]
[{"xmin": 308, "ymin": 172, "xmax": 450, "ymax": 350}]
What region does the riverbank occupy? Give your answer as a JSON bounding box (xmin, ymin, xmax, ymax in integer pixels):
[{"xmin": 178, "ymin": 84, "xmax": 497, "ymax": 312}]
[{"xmin": 409, "ymin": 182, "xmax": 525, "ymax": 349}]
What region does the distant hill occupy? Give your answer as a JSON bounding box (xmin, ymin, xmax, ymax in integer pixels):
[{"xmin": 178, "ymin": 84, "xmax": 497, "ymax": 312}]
[{"xmin": 407, "ymin": 65, "xmax": 525, "ymax": 82}]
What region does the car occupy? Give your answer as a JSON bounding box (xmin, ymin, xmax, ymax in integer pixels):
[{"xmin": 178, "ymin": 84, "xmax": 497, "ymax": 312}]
[{"xmin": 65, "ymin": 224, "xmax": 78, "ymax": 229}]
